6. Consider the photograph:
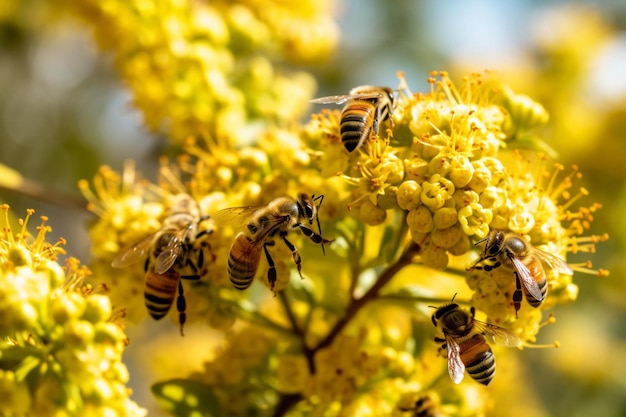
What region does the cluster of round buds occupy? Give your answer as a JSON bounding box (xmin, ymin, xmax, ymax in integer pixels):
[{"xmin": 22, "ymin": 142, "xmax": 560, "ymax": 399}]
[
  {"xmin": 396, "ymin": 72, "xmax": 522, "ymax": 270},
  {"xmin": 305, "ymin": 71, "xmax": 607, "ymax": 343},
  {"xmin": 0, "ymin": 205, "xmax": 144, "ymax": 416},
  {"xmin": 69, "ymin": 0, "xmax": 338, "ymax": 144}
]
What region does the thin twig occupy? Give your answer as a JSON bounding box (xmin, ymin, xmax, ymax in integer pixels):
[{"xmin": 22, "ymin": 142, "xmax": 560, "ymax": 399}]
[
  {"xmin": 313, "ymin": 242, "xmax": 419, "ymax": 352},
  {"xmin": 272, "ymin": 242, "xmax": 420, "ymax": 417}
]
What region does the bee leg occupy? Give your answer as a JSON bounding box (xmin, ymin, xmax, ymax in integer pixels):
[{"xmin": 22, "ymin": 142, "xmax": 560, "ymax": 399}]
[
  {"xmin": 195, "ymin": 227, "xmax": 217, "ymax": 262},
  {"xmin": 262, "ymin": 240, "xmax": 277, "ymax": 294},
  {"xmin": 297, "ymin": 224, "xmax": 335, "ymax": 247},
  {"xmin": 280, "ymin": 233, "xmax": 303, "ymax": 280},
  {"xmin": 312, "ymin": 195, "xmax": 327, "ymax": 255},
  {"xmin": 512, "ymin": 272, "xmax": 523, "ymax": 318},
  {"xmin": 373, "ymin": 104, "xmax": 381, "ymax": 135},
  {"xmin": 176, "ymin": 279, "xmax": 186, "ymax": 337}
]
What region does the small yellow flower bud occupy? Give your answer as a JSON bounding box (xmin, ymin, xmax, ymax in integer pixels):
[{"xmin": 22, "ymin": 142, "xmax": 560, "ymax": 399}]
[
  {"xmin": 10, "ymin": 302, "xmax": 38, "ymax": 332},
  {"xmin": 452, "ymin": 189, "xmax": 480, "ymax": 209},
  {"xmin": 360, "ymin": 199, "xmax": 387, "ymax": 226},
  {"xmin": 407, "ymin": 206, "xmax": 433, "ymax": 234},
  {"xmin": 502, "ymin": 87, "xmax": 549, "ymax": 131},
  {"xmin": 428, "ymin": 155, "xmax": 451, "ymax": 177},
  {"xmin": 89, "ymin": 377, "xmax": 114, "ymax": 403},
  {"xmin": 449, "ymin": 155, "xmax": 474, "ymax": 188},
  {"xmin": 377, "ymin": 188, "xmax": 398, "ymax": 210},
  {"xmin": 63, "ymin": 319, "xmax": 95, "ymax": 346},
  {"xmin": 468, "ymin": 163, "xmax": 492, "ymax": 193},
  {"xmin": 433, "ymin": 207, "xmax": 458, "ymax": 229},
  {"xmin": 404, "ymin": 157, "xmax": 429, "ymax": 182},
  {"xmin": 7, "ymin": 245, "xmax": 31, "ymax": 268},
  {"xmin": 385, "ymin": 157, "xmax": 406, "ymax": 185},
  {"xmin": 422, "ymin": 244, "xmax": 449, "ymax": 269},
  {"xmin": 93, "ymin": 322, "xmax": 126, "ymax": 347},
  {"xmin": 396, "ymin": 180, "xmax": 422, "ymax": 211},
  {"xmin": 430, "ymin": 226, "xmax": 462, "ymax": 249},
  {"xmin": 82, "ymin": 295, "xmax": 112, "ymax": 324},
  {"xmin": 410, "ymin": 231, "xmax": 427, "ymax": 245},
  {"xmin": 483, "ymin": 157, "xmax": 506, "ymax": 183},
  {"xmin": 449, "ymin": 232, "xmax": 471, "ymax": 256},
  {"xmin": 51, "ymin": 292, "xmax": 87, "ymax": 324},
  {"xmin": 479, "ymin": 186, "xmax": 507, "ymax": 209}
]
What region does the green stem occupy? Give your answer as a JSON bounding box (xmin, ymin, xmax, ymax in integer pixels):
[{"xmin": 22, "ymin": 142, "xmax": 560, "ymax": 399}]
[
  {"xmin": 313, "ymin": 241, "xmax": 419, "ymax": 352},
  {"xmin": 271, "ymin": 242, "xmax": 420, "ymax": 417}
]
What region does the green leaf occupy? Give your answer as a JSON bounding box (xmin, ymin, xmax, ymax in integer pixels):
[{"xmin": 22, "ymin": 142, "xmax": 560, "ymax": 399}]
[{"xmin": 152, "ymin": 379, "xmax": 221, "ymax": 417}]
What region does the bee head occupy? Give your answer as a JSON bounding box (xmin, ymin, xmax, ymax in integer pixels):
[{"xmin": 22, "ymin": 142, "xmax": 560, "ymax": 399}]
[
  {"xmin": 483, "ymin": 229, "xmax": 505, "ymax": 256},
  {"xmin": 430, "ymin": 298, "xmax": 460, "ymax": 327},
  {"xmin": 383, "ymin": 86, "xmax": 397, "ymax": 109},
  {"xmin": 296, "ymin": 193, "xmax": 316, "ymax": 224}
]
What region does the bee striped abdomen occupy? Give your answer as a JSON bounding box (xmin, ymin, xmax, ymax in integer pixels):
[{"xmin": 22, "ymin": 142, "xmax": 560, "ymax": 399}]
[
  {"xmin": 340, "ymin": 103, "xmax": 374, "ymax": 152},
  {"xmin": 144, "ymin": 269, "xmax": 179, "ymax": 320},
  {"xmin": 460, "ymin": 334, "xmax": 496, "ymax": 386},
  {"xmin": 228, "ymin": 233, "xmax": 260, "ymax": 290}
]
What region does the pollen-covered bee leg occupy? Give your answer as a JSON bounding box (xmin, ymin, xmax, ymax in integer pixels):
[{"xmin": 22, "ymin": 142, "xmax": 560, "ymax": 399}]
[
  {"xmin": 262, "ymin": 240, "xmax": 277, "ymax": 293},
  {"xmin": 512, "ymin": 272, "xmax": 523, "ymax": 318},
  {"xmin": 176, "ymin": 279, "xmax": 186, "ymax": 337},
  {"xmin": 280, "ymin": 234, "xmax": 303, "ymax": 280}
]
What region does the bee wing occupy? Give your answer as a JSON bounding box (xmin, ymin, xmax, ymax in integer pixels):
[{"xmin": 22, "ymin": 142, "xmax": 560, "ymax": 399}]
[
  {"xmin": 444, "ymin": 333, "xmax": 465, "ymax": 384},
  {"xmin": 111, "ymin": 233, "xmax": 157, "ymax": 268},
  {"xmin": 153, "ymin": 225, "xmax": 191, "ymax": 274},
  {"xmin": 309, "ymin": 92, "xmax": 382, "ymax": 105},
  {"xmin": 213, "ymin": 206, "xmax": 264, "ymax": 228},
  {"xmin": 510, "ymin": 256, "xmax": 544, "ymax": 302},
  {"xmin": 534, "ymin": 247, "xmax": 574, "ymax": 275},
  {"xmin": 473, "ymin": 320, "xmax": 522, "ymax": 348}
]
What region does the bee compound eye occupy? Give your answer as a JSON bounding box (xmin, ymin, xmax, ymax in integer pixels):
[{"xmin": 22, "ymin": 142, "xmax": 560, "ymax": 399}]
[{"xmin": 508, "ymin": 237, "xmax": 526, "ymax": 252}]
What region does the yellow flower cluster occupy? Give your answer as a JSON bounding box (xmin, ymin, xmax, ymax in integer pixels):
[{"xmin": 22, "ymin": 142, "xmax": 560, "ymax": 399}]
[
  {"xmin": 68, "ymin": 0, "xmax": 338, "ymax": 144},
  {"xmin": 0, "ymin": 205, "xmax": 144, "ymax": 416},
  {"xmin": 78, "ymin": 159, "xmax": 242, "ymax": 331},
  {"xmin": 78, "ymin": 71, "xmax": 607, "ymax": 416},
  {"xmin": 306, "ymin": 71, "xmax": 606, "ymax": 341}
]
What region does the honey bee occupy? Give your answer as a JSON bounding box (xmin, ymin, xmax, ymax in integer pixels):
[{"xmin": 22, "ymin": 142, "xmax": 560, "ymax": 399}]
[
  {"xmin": 468, "ymin": 229, "xmax": 573, "ymax": 317},
  {"xmin": 310, "ymin": 85, "xmax": 396, "ymax": 152},
  {"xmin": 432, "ymin": 298, "xmax": 521, "ymax": 386},
  {"xmin": 111, "ymin": 194, "xmax": 213, "ymax": 336},
  {"xmin": 219, "ymin": 193, "xmax": 333, "ymax": 293},
  {"xmin": 398, "ymin": 392, "xmax": 447, "ymax": 417}
]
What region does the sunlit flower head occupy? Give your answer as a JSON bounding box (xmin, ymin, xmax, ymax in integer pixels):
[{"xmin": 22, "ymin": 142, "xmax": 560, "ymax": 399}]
[{"xmin": 0, "ymin": 205, "xmax": 145, "ymax": 416}]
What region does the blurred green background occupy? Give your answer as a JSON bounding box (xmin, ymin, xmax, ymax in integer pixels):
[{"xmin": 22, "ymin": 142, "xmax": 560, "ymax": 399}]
[{"xmin": 1, "ymin": 0, "xmax": 625, "ymax": 416}]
